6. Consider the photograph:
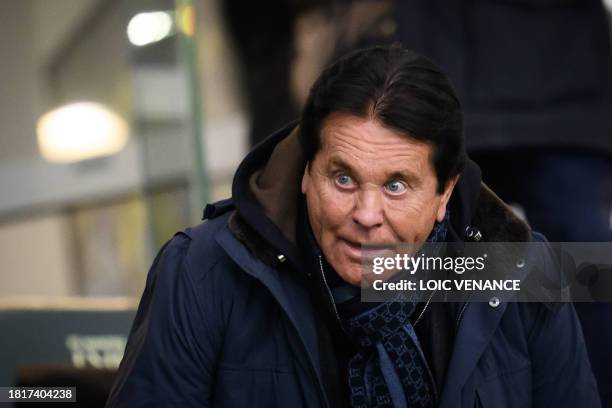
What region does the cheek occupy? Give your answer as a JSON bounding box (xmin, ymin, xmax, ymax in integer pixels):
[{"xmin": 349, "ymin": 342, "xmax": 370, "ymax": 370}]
[
  {"xmin": 386, "ymin": 196, "xmax": 441, "ymax": 242},
  {"xmin": 309, "ymin": 178, "xmax": 354, "ymax": 232}
]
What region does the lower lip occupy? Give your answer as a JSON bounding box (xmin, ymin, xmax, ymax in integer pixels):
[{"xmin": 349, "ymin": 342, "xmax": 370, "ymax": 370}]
[{"xmin": 340, "ymin": 239, "xmax": 362, "ymax": 261}]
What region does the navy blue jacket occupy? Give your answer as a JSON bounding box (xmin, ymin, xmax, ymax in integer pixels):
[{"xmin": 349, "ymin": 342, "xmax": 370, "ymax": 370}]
[{"xmin": 107, "ymin": 124, "xmax": 600, "ymax": 407}]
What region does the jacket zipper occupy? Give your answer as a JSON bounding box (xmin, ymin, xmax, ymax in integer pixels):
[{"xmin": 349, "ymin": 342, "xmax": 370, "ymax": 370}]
[
  {"xmin": 312, "ymin": 254, "xmax": 343, "ymax": 408},
  {"xmin": 318, "ymin": 255, "xmax": 343, "ymax": 324}
]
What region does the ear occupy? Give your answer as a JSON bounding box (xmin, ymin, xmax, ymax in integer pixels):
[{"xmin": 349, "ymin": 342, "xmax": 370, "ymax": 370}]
[
  {"xmin": 301, "ymin": 162, "xmax": 311, "ymax": 194},
  {"xmin": 436, "ymin": 174, "xmax": 460, "ymax": 222}
]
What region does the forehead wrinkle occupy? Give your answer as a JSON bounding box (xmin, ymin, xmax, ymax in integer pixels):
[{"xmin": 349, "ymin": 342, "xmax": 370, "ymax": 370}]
[
  {"xmin": 322, "ymin": 116, "xmax": 431, "ymax": 153},
  {"xmin": 326, "ymin": 151, "xmax": 427, "ymax": 185},
  {"xmin": 323, "ymin": 127, "xmax": 380, "ymax": 156},
  {"xmin": 323, "ymin": 130, "xmax": 428, "ymax": 162},
  {"xmin": 319, "ymin": 114, "xmax": 435, "ymax": 179},
  {"xmin": 324, "ymin": 137, "xmax": 430, "ymax": 173}
]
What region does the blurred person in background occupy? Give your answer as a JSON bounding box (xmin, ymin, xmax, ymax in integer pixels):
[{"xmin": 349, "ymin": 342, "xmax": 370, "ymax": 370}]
[
  {"xmin": 222, "ymin": 0, "xmax": 300, "ymax": 146},
  {"xmin": 224, "ymin": 0, "xmax": 612, "ymax": 404},
  {"xmin": 106, "ymin": 45, "xmax": 600, "ymax": 407}
]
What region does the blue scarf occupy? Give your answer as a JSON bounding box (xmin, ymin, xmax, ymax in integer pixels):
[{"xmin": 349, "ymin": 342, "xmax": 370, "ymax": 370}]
[{"xmin": 341, "ymin": 215, "xmax": 449, "ymax": 408}]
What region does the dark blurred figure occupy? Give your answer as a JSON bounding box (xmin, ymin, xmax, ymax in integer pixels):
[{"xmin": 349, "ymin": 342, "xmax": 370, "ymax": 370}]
[
  {"xmin": 222, "ymin": 0, "xmax": 396, "ymax": 146},
  {"xmin": 392, "ymin": 0, "xmax": 612, "ymax": 240},
  {"xmin": 222, "ymin": 0, "xmax": 301, "ymax": 146},
  {"xmin": 391, "ymin": 0, "xmax": 612, "ymax": 405}
]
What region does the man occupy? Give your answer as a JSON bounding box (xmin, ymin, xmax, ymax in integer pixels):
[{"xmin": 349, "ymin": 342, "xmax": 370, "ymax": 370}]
[{"xmin": 106, "ymin": 45, "xmax": 600, "ymax": 407}]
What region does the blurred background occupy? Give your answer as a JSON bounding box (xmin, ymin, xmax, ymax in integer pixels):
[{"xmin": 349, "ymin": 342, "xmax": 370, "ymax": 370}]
[{"xmin": 0, "ymin": 0, "xmax": 611, "ymax": 406}]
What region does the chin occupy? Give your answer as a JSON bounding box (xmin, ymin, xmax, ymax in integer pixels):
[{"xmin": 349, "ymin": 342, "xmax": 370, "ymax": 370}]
[{"xmin": 334, "ymin": 262, "xmax": 362, "ymax": 286}]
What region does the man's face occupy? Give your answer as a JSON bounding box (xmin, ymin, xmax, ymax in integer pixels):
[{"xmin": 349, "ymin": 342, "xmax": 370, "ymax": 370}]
[{"xmin": 301, "ymin": 113, "xmax": 458, "ymax": 286}]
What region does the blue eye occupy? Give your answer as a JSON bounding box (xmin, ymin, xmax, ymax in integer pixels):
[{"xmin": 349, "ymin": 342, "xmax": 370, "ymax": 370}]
[
  {"xmin": 386, "ymin": 180, "xmax": 407, "ymax": 194},
  {"xmin": 336, "ymin": 174, "xmax": 353, "ymax": 187}
]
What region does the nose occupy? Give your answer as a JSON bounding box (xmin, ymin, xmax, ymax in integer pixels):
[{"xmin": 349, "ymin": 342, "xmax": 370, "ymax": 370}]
[{"xmin": 352, "ymin": 188, "xmax": 384, "ymax": 230}]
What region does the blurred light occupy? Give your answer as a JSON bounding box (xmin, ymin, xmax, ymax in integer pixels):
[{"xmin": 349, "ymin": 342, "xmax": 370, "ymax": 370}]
[
  {"xmin": 127, "ymin": 11, "xmax": 174, "ymax": 46},
  {"xmin": 177, "ymin": 5, "xmax": 195, "ymax": 37},
  {"xmin": 37, "ymin": 102, "xmax": 129, "ymax": 163},
  {"xmin": 604, "ymin": 0, "xmax": 612, "ymax": 13}
]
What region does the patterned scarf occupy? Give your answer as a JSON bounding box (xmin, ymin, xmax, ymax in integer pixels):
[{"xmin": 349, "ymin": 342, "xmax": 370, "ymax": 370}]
[{"xmin": 341, "ymin": 215, "xmax": 449, "ymax": 408}]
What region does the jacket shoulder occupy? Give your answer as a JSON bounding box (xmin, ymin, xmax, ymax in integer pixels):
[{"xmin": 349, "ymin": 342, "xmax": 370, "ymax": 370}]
[{"xmin": 177, "ymin": 211, "xmax": 239, "ymax": 282}]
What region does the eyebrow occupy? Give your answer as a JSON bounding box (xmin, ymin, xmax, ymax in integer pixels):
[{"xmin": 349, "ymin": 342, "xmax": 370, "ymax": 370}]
[
  {"xmin": 328, "ymin": 157, "xmax": 353, "ymax": 172},
  {"xmin": 388, "ymin": 170, "xmax": 421, "ymax": 186},
  {"xmin": 327, "ymin": 157, "xmax": 422, "ymax": 186}
]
